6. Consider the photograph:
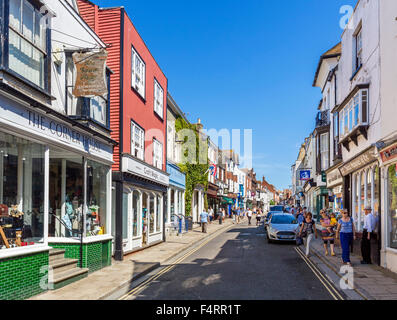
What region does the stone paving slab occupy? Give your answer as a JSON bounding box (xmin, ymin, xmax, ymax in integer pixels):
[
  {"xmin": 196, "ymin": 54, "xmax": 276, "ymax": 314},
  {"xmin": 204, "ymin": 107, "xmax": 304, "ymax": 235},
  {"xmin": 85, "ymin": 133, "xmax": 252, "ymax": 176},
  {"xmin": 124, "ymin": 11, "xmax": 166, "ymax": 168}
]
[
  {"xmin": 307, "ymin": 235, "xmax": 397, "ymax": 300},
  {"xmin": 29, "ymin": 219, "xmax": 234, "ymax": 300}
]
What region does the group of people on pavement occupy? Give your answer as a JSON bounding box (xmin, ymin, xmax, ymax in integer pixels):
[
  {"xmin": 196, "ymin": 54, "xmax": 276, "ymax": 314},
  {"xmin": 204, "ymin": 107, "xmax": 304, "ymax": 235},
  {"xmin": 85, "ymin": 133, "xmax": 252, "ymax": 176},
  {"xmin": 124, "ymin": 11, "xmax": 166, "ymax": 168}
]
[
  {"xmin": 199, "ymin": 206, "xmax": 263, "ymax": 233},
  {"xmin": 291, "ymin": 205, "xmax": 377, "ymax": 267}
]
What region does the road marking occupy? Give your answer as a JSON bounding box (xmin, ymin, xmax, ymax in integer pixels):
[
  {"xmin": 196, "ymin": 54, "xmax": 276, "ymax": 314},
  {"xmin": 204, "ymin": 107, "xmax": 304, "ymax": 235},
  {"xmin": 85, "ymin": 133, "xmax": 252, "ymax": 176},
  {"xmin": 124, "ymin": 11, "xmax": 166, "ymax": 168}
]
[
  {"xmin": 295, "ymin": 247, "xmax": 344, "ymax": 300},
  {"xmin": 119, "ymin": 225, "xmax": 235, "ymax": 300}
]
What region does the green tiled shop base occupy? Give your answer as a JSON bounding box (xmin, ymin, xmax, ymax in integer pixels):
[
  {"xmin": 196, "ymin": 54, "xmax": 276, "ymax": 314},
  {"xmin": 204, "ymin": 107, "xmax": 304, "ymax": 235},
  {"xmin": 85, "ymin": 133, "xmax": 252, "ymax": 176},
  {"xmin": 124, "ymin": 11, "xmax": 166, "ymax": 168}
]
[
  {"xmin": 0, "ymin": 250, "xmax": 49, "ymax": 300},
  {"xmin": 49, "ymin": 240, "xmax": 112, "ymax": 273}
]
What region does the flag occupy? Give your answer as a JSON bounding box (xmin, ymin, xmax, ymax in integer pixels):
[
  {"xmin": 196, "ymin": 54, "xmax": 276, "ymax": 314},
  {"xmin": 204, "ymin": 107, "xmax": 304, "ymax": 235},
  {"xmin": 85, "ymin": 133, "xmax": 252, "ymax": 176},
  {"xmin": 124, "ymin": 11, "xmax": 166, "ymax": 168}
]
[{"xmin": 209, "ymin": 163, "xmax": 217, "ymax": 177}]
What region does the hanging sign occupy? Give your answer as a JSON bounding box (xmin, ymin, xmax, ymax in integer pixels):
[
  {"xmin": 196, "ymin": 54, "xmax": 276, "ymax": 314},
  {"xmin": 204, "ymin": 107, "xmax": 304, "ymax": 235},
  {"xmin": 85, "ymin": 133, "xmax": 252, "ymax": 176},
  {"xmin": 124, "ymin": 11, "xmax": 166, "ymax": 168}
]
[
  {"xmin": 73, "ymin": 50, "xmax": 108, "ymax": 97},
  {"xmin": 300, "ymin": 170, "xmax": 311, "ymax": 181}
]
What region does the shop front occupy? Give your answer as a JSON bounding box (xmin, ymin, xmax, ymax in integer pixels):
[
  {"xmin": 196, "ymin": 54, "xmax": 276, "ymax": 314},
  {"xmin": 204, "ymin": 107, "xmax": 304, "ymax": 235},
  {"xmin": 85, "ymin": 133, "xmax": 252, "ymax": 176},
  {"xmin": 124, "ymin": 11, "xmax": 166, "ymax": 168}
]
[
  {"xmin": 207, "ymin": 182, "xmax": 220, "ymax": 215},
  {"xmin": 340, "ymin": 147, "xmax": 380, "ymax": 265},
  {"xmin": 326, "ymin": 164, "xmax": 344, "ymax": 212},
  {"xmin": 166, "ymin": 162, "xmax": 185, "ymax": 235},
  {"xmin": 0, "ymin": 95, "xmax": 114, "ymax": 299},
  {"xmin": 116, "ymin": 155, "xmax": 169, "ymax": 255},
  {"xmin": 379, "ymin": 142, "xmax": 397, "ymax": 273}
]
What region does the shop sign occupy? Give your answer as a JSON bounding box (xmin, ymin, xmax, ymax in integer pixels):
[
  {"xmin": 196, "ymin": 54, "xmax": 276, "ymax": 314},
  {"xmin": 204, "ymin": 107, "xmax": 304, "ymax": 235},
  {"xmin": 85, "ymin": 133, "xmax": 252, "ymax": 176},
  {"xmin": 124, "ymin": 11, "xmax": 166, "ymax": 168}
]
[
  {"xmin": 166, "ymin": 162, "xmax": 186, "ymax": 189},
  {"xmin": 300, "ymin": 170, "xmax": 311, "ymax": 181},
  {"xmin": 339, "ymin": 148, "xmax": 377, "ymax": 176},
  {"xmin": 73, "ymin": 50, "xmax": 108, "ymax": 97},
  {"xmin": 0, "ymin": 97, "xmax": 113, "ymax": 162},
  {"xmin": 381, "ymin": 144, "xmax": 397, "ymax": 164},
  {"xmin": 327, "ymin": 168, "xmax": 343, "ymax": 188},
  {"xmin": 123, "ymin": 156, "xmax": 169, "ymax": 186}
]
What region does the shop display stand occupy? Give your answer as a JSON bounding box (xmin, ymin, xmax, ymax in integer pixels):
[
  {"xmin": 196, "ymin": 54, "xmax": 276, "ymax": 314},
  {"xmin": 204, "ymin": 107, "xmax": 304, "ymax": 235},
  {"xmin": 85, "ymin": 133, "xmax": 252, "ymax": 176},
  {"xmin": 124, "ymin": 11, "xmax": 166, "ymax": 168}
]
[{"xmin": 0, "ymin": 226, "xmax": 10, "ymax": 248}]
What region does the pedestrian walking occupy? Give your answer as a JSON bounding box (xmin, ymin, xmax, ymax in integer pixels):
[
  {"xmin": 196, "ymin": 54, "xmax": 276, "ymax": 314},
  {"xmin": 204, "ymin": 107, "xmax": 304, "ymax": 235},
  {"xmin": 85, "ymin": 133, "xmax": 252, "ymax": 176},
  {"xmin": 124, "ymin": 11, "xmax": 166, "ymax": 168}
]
[
  {"xmin": 361, "ymin": 206, "xmax": 375, "ymax": 264},
  {"xmin": 290, "ymin": 205, "xmax": 295, "ymax": 216},
  {"xmin": 200, "ymin": 209, "xmax": 209, "ymax": 233},
  {"xmin": 247, "ymin": 209, "xmax": 253, "ymax": 225},
  {"xmin": 298, "ymin": 212, "xmax": 318, "ymax": 257},
  {"xmin": 208, "ymin": 207, "xmax": 214, "ymax": 224},
  {"xmin": 320, "ymin": 210, "xmax": 336, "ymax": 257},
  {"xmin": 218, "ymin": 208, "xmax": 224, "ymax": 225},
  {"xmin": 336, "ymin": 209, "xmax": 356, "ymax": 266},
  {"xmin": 256, "ymin": 211, "xmax": 262, "ymax": 226},
  {"xmin": 297, "ymin": 209, "xmax": 304, "ymax": 227},
  {"xmin": 236, "ymin": 208, "xmax": 240, "ymax": 224}
]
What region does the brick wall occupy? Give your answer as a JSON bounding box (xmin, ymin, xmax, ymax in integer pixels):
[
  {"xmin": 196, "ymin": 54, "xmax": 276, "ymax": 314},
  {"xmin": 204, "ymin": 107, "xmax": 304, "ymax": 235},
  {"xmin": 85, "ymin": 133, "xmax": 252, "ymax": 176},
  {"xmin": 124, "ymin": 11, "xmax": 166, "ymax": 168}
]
[
  {"xmin": 0, "ymin": 251, "xmax": 49, "ymax": 300},
  {"xmin": 50, "ymin": 240, "xmax": 111, "ymax": 273}
]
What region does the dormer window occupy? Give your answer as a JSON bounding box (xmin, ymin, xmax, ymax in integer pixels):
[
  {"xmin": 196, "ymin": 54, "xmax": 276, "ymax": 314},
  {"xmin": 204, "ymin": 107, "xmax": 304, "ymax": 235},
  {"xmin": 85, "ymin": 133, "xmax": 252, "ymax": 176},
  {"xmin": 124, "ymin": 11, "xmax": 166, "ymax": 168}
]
[{"xmin": 8, "ymin": 0, "xmax": 49, "ymax": 90}]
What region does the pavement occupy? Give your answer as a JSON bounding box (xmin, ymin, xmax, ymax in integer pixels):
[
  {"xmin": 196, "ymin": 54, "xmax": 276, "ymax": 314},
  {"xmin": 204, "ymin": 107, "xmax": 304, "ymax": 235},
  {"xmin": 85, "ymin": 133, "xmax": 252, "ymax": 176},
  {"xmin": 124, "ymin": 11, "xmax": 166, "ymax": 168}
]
[
  {"xmin": 29, "ymin": 218, "xmax": 235, "ymax": 300},
  {"xmin": 303, "ymin": 227, "xmax": 397, "ymax": 300}
]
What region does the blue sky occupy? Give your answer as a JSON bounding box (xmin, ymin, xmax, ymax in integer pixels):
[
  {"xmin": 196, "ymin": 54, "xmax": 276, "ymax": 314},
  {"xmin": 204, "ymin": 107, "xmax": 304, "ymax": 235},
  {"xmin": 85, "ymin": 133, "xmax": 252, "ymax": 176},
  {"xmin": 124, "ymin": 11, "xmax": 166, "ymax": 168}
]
[{"xmin": 96, "ymin": 0, "xmax": 356, "ymax": 190}]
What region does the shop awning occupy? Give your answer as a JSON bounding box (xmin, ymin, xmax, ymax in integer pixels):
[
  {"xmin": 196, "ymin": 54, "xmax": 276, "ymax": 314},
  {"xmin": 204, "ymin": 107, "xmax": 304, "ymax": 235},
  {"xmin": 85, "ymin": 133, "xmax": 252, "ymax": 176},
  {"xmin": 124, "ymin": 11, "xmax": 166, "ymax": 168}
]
[{"xmin": 222, "ymin": 197, "xmax": 234, "ymax": 204}]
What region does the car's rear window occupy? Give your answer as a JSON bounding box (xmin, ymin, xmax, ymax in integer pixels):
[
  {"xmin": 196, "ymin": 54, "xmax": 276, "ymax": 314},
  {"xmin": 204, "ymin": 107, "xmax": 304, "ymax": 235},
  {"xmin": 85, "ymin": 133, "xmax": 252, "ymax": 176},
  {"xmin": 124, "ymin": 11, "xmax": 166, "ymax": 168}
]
[{"xmin": 271, "ymin": 215, "xmax": 297, "ymax": 225}]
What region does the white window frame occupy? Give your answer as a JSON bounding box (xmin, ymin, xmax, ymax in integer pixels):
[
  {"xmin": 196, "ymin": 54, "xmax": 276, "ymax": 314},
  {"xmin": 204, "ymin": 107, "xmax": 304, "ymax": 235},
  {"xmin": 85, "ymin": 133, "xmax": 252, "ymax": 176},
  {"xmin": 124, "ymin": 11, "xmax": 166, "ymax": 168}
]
[
  {"xmin": 320, "ymin": 133, "xmax": 329, "ymax": 171},
  {"xmin": 153, "ymin": 138, "xmax": 163, "ymax": 170},
  {"xmin": 339, "ymin": 89, "xmax": 369, "ymax": 140},
  {"xmin": 154, "ymin": 79, "xmax": 164, "ymax": 119},
  {"xmin": 354, "ymin": 27, "xmax": 363, "ymax": 72},
  {"xmin": 131, "ymin": 120, "xmax": 145, "ymax": 161},
  {"xmin": 131, "ymin": 46, "xmax": 146, "ymax": 99}
]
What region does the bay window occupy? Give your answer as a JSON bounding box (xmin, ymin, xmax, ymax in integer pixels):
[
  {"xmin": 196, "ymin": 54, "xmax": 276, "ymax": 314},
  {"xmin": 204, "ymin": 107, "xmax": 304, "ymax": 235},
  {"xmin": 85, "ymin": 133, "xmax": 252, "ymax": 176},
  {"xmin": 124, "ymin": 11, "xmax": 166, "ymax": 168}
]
[
  {"xmin": 8, "ymin": 0, "xmax": 49, "ymax": 90},
  {"xmin": 338, "ymin": 89, "xmax": 369, "ymax": 140},
  {"xmin": 131, "ymin": 121, "xmax": 144, "ymax": 161},
  {"xmin": 131, "ymin": 46, "xmax": 146, "ymax": 99},
  {"xmin": 154, "ymin": 79, "xmax": 164, "ymax": 119}
]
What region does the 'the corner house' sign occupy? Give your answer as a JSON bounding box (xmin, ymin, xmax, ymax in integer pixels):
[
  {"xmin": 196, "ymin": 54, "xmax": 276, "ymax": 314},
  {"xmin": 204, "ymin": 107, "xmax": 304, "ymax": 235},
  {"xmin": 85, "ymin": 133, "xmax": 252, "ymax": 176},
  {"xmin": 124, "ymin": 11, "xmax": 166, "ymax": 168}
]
[
  {"xmin": 0, "ymin": 95, "xmax": 113, "ymax": 163},
  {"xmin": 73, "ymin": 50, "xmax": 108, "ymax": 97}
]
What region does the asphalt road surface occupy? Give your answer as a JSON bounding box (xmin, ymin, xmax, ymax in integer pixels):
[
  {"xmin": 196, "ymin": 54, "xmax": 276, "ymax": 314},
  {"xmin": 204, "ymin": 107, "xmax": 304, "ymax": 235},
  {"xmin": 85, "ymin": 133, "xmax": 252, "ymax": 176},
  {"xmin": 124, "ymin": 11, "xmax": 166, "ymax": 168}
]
[{"xmin": 122, "ymin": 219, "xmax": 334, "ymax": 300}]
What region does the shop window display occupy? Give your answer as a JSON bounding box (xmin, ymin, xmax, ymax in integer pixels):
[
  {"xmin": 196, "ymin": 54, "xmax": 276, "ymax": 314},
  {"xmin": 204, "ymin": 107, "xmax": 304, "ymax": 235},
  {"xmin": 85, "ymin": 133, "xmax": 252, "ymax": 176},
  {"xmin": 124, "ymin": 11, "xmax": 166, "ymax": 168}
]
[
  {"xmin": 0, "ymin": 132, "xmax": 45, "ymax": 250},
  {"xmin": 388, "ymin": 165, "xmax": 397, "ymax": 249},
  {"xmin": 149, "ymin": 194, "xmax": 155, "ymax": 234},
  {"xmin": 49, "ymin": 151, "xmax": 84, "ymax": 238},
  {"xmin": 142, "ymin": 193, "xmax": 148, "ymax": 244},
  {"xmin": 122, "ymin": 192, "xmax": 128, "ymax": 240},
  {"xmin": 360, "ymin": 172, "xmax": 365, "ymax": 230},
  {"xmin": 86, "ymin": 160, "xmax": 108, "ymax": 236},
  {"xmin": 156, "ymin": 195, "xmax": 161, "ymax": 232},
  {"xmin": 132, "ymin": 191, "xmax": 140, "ymax": 237}
]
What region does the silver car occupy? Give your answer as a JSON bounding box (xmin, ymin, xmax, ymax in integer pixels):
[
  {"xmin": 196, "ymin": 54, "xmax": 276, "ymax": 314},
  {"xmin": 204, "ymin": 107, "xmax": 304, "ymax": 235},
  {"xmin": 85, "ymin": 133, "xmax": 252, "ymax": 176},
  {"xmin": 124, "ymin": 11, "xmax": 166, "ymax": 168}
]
[{"xmin": 266, "ymin": 213, "xmax": 299, "ymax": 243}]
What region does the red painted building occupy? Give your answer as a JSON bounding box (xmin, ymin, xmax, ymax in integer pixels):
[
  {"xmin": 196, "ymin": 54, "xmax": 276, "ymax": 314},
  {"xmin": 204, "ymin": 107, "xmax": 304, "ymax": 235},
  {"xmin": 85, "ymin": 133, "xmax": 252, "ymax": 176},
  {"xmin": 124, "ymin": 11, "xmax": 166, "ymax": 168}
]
[{"xmin": 78, "ymin": 0, "xmax": 169, "ymax": 260}]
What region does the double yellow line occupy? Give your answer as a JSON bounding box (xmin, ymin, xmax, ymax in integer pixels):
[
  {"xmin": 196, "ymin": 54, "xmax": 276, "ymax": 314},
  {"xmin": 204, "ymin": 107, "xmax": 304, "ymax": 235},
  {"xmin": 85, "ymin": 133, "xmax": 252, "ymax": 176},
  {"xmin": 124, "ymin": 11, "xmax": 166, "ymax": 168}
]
[
  {"xmin": 295, "ymin": 247, "xmax": 344, "ymax": 301},
  {"xmin": 119, "ymin": 225, "xmax": 234, "ymax": 300}
]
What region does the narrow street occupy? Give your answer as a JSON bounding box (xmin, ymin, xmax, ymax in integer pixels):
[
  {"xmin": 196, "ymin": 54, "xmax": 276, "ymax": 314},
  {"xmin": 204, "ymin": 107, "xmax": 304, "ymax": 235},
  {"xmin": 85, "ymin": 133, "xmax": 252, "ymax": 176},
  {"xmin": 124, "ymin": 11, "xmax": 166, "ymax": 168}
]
[{"xmin": 119, "ymin": 220, "xmax": 333, "ymax": 300}]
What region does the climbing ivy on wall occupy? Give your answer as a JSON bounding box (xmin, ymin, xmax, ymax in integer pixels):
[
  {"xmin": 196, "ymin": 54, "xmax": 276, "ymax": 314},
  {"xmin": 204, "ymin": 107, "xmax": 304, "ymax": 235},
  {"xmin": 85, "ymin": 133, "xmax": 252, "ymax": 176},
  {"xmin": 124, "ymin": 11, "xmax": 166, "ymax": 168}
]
[{"xmin": 175, "ymin": 117, "xmax": 209, "ymax": 217}]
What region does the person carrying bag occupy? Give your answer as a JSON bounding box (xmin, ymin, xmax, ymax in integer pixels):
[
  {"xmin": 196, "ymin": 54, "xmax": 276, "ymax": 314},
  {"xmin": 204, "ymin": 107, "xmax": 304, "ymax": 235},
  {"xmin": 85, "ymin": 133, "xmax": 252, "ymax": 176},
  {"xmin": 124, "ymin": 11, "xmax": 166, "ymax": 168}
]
[{"xmin": 298, "ymin": 212, "xmax": 318, "ymax": 257}]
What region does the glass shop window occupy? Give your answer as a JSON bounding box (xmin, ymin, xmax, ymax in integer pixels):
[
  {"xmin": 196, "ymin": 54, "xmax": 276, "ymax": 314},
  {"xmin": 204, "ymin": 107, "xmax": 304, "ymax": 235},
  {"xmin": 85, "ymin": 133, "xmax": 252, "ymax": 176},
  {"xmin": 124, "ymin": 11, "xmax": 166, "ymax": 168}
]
[
  {"xmin": 132, "ymin": 191, "xmax": 140, "ymax": 238},
  {"xmin": 0, "ymin": 131, "xmax": 45, "ymax": 250},
  {"xmin": 149, "ymin": 194, "xmax": 155, "ymax": 234},
  {"xmin": 49, "ymin": 150, "xmax": 84, "ymax": 238},
  {"xmin": 156, "ymin": 195, "xmax": 161, "ymax": 232},
  {"xmin": 388, "ymin": 165, "xmax": 397, "ymax": 249},
  {"xmin": 87, "ymin": 160, "xmax": 109, "ymax": 237}
]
